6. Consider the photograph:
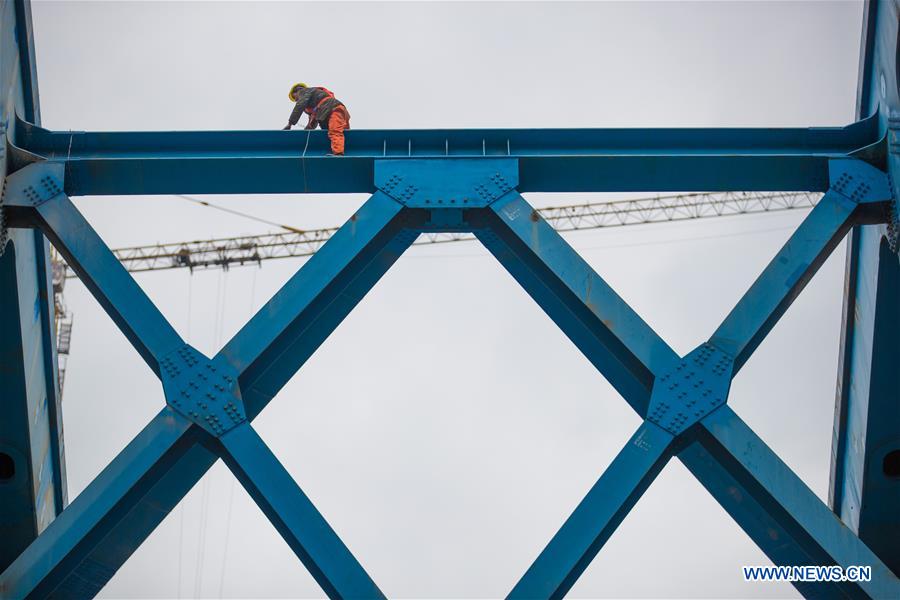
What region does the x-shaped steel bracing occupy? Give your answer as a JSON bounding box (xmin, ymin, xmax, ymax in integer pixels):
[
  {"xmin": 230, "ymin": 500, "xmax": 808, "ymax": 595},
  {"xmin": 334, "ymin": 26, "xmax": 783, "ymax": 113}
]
[{"xmin": 0, "ymin": 156, "xmax": 898, "ymax": 599}]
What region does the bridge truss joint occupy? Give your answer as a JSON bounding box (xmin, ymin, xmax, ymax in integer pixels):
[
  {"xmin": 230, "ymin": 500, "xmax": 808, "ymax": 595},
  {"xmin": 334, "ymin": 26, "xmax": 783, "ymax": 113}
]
[
  {"xmin": 828, "ymin": 157, "xmax": 893, "ymax": 206},
  {"xmin": 647, "ymin": 342, "xmax": 735, "ymax": 436},
  {"xmin": 160, "ymin": 344, "xmax": 247, "ymax": 438},
  {"xmin": 375, "ymin": 157, "xmax": 518, "ymax": 208}
]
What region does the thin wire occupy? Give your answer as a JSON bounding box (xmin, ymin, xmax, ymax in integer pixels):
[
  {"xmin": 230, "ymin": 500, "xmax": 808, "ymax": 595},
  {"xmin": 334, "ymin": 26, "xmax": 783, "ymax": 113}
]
[
  {"xmin": 176, "ymin": 272, "xmax": 193, "ymax": 599},
  {"xmin": 401, "ymin": 223, "xmax": 800, "ymax": 261},
  {"xmin": 576, "ymin": 223, "xmax": 798, "ymax": 252},
  {"xmin": 193, "ymin": 477, "xmax": 211, "ymax": 598},
  {"xmin": 63, "ymin": 133, "xmax": 74, "ymax": 183},
  {"xmin": 212, "ymin": 270, "xmax": 225, "ymax": 347},
  {"xmin": 216, "ymin": 270, "xmax": 229, "ymax": 348},
  {"xmin": 250, "ymin": 267, "xmax": 258, "ymax": 312},
  {"xmin": 176, "ymin": 504, "xmax": 185, "ymax": 598},
  {"xmin": 186, "ymin": 274, "xmax": 193, "ymax": 340},
  {"xmin": 217, "ymin": 479, "xmax": 236, "ymax": 598},
  {"xmin": 301, "ymin": 128, "xmax": 311, "ymax": 194},
  {"xmin": 216, "ymin": 267, "xmax": 256, "ymax": 598},
  {"xmin": 177, "ymin": 195, "xmax": 304, "ymax": 233},
  {"xmin": 195, "ymin": 270, "xmax": 226, "ymax": 598}
]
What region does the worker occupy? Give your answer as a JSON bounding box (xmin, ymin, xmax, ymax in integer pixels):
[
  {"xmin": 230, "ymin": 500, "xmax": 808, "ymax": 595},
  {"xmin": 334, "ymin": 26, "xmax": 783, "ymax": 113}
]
[{"xmin": 283, "ymin": 83, "xmax": 351, "ymax": 156}]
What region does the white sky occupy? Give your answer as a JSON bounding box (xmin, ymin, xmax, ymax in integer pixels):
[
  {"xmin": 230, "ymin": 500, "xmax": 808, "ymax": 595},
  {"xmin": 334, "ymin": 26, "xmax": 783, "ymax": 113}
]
[{"xmin": 31, "ymin": 1, "xmax": 864, "ymax": 598}]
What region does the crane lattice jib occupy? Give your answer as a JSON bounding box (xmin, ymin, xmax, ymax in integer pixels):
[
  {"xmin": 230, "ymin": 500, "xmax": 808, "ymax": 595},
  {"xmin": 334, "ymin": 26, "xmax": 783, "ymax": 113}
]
[{"xmin": 93, "ymin": 191, "xmax": 820, "ymax": 273}]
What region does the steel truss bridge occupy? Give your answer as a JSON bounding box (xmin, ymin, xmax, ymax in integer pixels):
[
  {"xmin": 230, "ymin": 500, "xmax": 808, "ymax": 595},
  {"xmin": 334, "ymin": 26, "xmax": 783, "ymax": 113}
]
[{"xmin": 1, "ymin": 0, "xmax": 899, "ymax": 597}]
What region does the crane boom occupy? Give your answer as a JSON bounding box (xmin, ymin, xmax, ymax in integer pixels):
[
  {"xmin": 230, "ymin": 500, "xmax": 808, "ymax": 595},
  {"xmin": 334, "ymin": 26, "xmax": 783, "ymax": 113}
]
[{"xmin": 82, "ymin": 190, "xmax": 821, "ymax": 275}]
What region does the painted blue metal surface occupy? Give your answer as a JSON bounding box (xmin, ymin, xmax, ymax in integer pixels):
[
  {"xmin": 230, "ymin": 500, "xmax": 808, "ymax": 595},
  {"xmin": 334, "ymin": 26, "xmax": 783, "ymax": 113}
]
[
  {"xmin": 828, "ymin": 0, "xmax": 900, "ymax": 577},
  {"xmin": 698, "ymin": 406, "xmax": 899, "ymax": 599},
  {"xmin": 219, "ymin": 190, "xmax": 415, "ymax": 418},
  {"xmin": 830, "ymin": 225, "xmax": 900, "ymax": 573},
  {"xmin": 216, "ymin": 424, "xmax": 384, "ymax": 599},
  {"xmin": 496, "ymin": 153, "xmax": 898, "ymax": 597},
  {"xmin": 711, "ymin": 159, "xmax": 892, "ymax": 372},
  {"xmin": 0, "ymin": 238, "xmax": 55, "ymax": 569},
  {"xmin": 375, "ymin": 158, "xmax": 518, "ymax": 207},
  {"xmin": 1, "ymin": 178, "xmax": 399, "ymax": 598},
  {"xmin": 53, "ymin": 443, "xmax": 219, "ymax": 597},
  {"xmin": 0, "ymin": 407, "xmax": 198, "ymax": 599},
  {"xmin": 0, "ymin": 0, "xmax": 66, "ymax": 575},
  {"xmin": 509, "ymin": 422, "xmax": 676, "ymax": 599},
  {"xmin": 0, "ymin": 178, "xmax": 65, "ymax": 569},
  {"xmin": 7, "ymin": 113, "xmax": 883, "ymax": 195},
  {"xmin": 646, "ymin": 343, "xmax": 734, "ymax": 435},
  {"xmin": 3, "ymin": 163, "xmax": 184, "ymax": 376},
  {"xmin": 4, "ymin": 153, "xmax": 899, "ymax": 598},
  {"xmin": 475, "ymin": 191, "xmax": 680, "ymax": 415},
  {"xmin": 2, "ymin": 0, "xmax": 900, "ymax": 596},
  {"xmin": 160, "ymin": 345, "xmax": 247, "ymax": 437}
]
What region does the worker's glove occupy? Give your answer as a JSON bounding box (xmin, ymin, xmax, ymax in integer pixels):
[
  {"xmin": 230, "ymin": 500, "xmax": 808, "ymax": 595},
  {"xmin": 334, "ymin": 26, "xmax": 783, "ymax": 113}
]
[{"xmin": 282, "ymin": 124, "xmax": 291, "ymax": 131}]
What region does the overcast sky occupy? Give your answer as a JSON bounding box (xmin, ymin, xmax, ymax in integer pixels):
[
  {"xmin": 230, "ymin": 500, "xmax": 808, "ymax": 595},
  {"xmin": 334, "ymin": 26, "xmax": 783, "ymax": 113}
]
[{"xmin": 31, "ymin": 1, "xmax": 865, "ymax": 598}]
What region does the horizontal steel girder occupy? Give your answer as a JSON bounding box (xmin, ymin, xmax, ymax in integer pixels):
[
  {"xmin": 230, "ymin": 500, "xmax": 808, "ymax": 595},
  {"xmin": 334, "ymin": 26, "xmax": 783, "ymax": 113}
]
[{"xmin": 8, "ymin": 113, "xmax": 882, "ymax": 195}]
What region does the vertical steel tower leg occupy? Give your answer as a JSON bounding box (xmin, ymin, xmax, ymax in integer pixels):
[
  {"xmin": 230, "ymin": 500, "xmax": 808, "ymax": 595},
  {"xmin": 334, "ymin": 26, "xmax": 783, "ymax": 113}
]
[{"xmin": 828, "ymin": 0, "xmax": 900, "ymax": 577}]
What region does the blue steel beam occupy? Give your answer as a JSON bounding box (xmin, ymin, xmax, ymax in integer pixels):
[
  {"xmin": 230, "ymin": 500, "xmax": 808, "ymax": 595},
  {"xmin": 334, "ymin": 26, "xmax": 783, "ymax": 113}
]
[
  {"xmin": 680, "ymin": 159, "xmax": 900, "ymax": 598},
  {"xmin": 508, "ymin": 422, "xmax": 677, "ymax": 599},
  {"xmin": 216, "ymin": 424, "xmax": 384, "ymax": 599},
  {"xmin": 710, "ymin": 190, "xmax": 858, "ymax": 370},
  {"xmin": 474, "ymin": 192, "xmax": 679, "ymax": 415},
  {"xmin": 695, "ymin": 406, "xmax": 900, "ymax": 598},
  {"xmin": 828, "ymin": 0, "xmax": 900, "ymax": 575},
  {"xmin": 3, "ymin": 152, "xmax": 896, "ymax": 598},
  {"xmin": 218, "ymin": 191, "xmax": 416, "ymax": 417},
  {"xmin": 32, "ymin": 232, "xmax": 67, "ymax": 515},
  {"xmin": 3, "ymin": 163, "xmax": 184, "ymax": 376},
  {"xmin": 12, "ymin": 1, "xmax": 40, "ymax": 124},
  {"xmin": 206, "ymin": 162, "xmax": 900, "ymax": 596},
  {"xmin": 0, "ymin": 408, "xmax": 199, "ymax": 599},
  {"xmin": 499, "ymin": 157, "xmax": 896, "ymax": 596},
  {"xmin": 710, "ymin": 159, "xmax": 892, "ymax": 371},
  {"xmin": 115, "ymin": 194, "xmax": 413, "ymax": 597},
  {"xmin": 0, "ymin": 190, "xmax": 411, "ymax": 596},
  {"xmin": 679, "ymin": 442, "xmax": 858, "ymax": 600},
  {"xmin": 2, "ymin": 0, "xmax": 897, "ymax": 595},
  {"xmin": 8, "ymin": 114, "xmax": 881, "ymax": 195},
  {"xmin": 830, "ymin": 224, "xmax": 900, "ymax": 574},
  {"xmin": 0, "ymin": 0, "xmax": 67, "ymax": 572},
  {"xmin": 0, "ymin": 238, "xmax": 63, "ymax": 570}
]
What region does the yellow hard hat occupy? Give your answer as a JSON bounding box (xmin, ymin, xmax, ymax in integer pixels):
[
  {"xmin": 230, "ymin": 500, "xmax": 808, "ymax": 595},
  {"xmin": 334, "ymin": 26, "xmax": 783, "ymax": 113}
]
[{"xmin": 288, "ymin": 82, "xmax": 308, "ymax": 101}]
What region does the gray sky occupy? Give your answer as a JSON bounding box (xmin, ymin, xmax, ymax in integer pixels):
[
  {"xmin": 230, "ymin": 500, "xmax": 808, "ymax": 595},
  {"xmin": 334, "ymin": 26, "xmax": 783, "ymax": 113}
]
[{"xmin": 31, "ymin": 1, "xmax": 864, "ymax": 598}]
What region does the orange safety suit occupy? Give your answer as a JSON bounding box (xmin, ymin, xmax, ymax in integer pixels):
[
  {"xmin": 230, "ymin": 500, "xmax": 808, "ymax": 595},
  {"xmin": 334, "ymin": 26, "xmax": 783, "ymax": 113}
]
[
  {"xmin": 288, "ymin": 86, "xmax": 351, "ymax": 155},
  {"xmin": 325, "ymin": 105, "xmax": 350, "ymax": 155}
]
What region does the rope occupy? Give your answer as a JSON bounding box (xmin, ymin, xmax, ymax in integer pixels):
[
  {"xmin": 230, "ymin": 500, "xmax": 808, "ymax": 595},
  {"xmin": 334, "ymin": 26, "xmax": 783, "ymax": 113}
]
[
  {"xmin": 215, "ymin": 265, "xmax": 257, "ymax": 598},
  {"xmin": 186, "ymin": 275, "xmax": 193, "ymax": 339},
  {"xmin": 301, "ymin": 128, "xmax": 311, "ymax": 194},
  {"xmin": 175, "ymin": 271, "xmax": 194, "ymax": 598},
  {"xmin": 176, "ymin": 195, "xmax": 304, "ymax": 233},
  {"xmin": 193, "ymin": 478, "xmax": 211, "ymax": 598},
  {"xmin": 216, "ymin": 270, "xmax": 229, "ymax": 348},
  {"xmin": 194, "ymin": 269, "xmax": 227, "ymax": 597},
  {"xmin": 250, "ymin": 266, "xmax": 258, "ymax": 311},
  {"xmin": 216, "ymin": 479, "xmax": 236, "ymax": 598},
  {"xmin": 176, "ymin": 503, "xmax": 185, "ymax": 598}
]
